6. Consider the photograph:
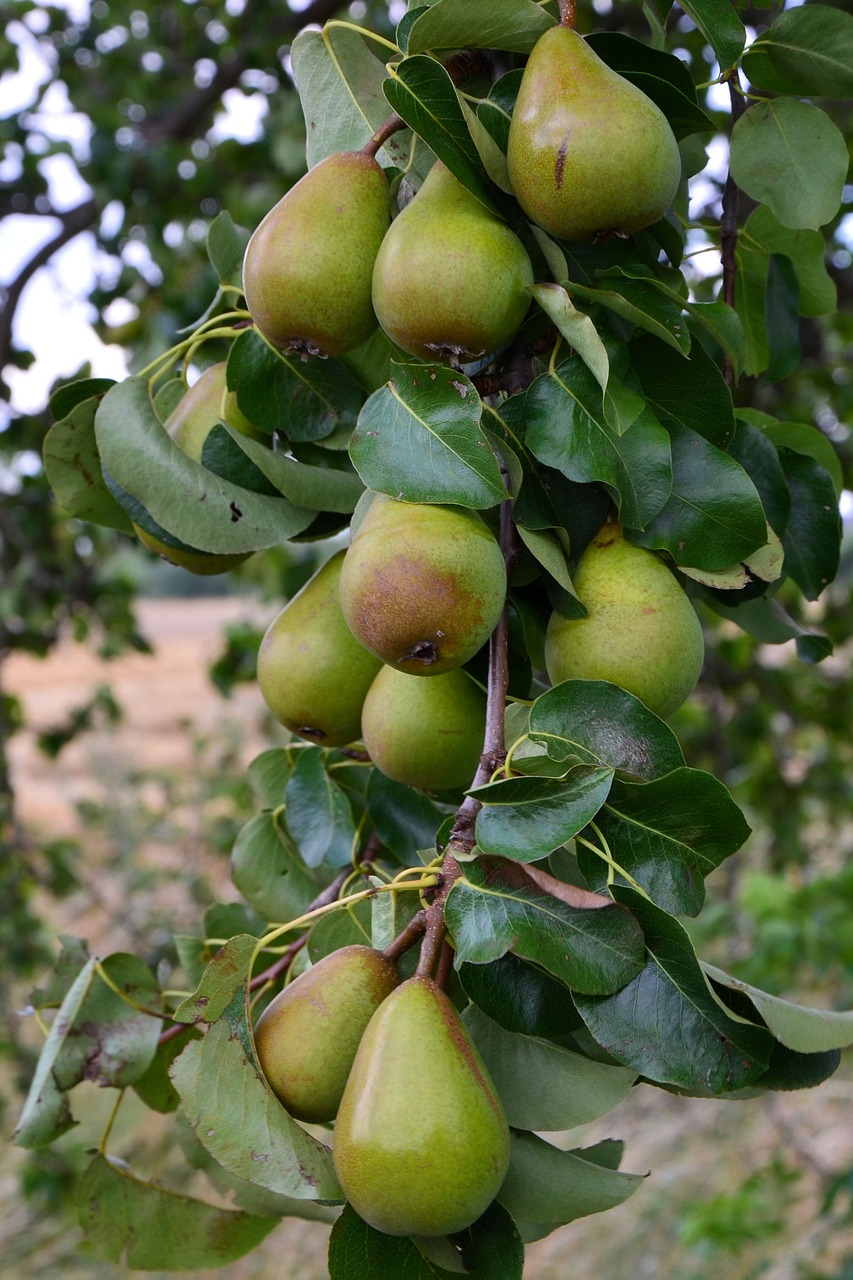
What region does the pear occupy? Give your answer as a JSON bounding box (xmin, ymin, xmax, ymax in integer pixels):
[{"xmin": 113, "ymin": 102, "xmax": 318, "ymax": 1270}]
[
  {"xmin": 362, "ymin": 666, "xmax": 486, "ymax": 792},
  {"xmin": 333, "ymin": 976, "xmax": 510, "ymax": 1237},
  {"xmin": 243, "ymin": 151, "xmax": 391, "ymax": 357},
  {"xmin": 507, "ymin": 26, "xmax": 681, "ymax": 241},
  {"xmin": 253, "ymin": 945, "xmax": 399, "ymax": 1123},
  {"xmin": 545, "ymin": 523, "xmax": 704, "ymax": 718},
  {"xmin": 257, "ymin": 549, "xmax": 382, "ymax": 746},
  {"xmin": 371, "ymin": 162, "xmax": 534, "ymax": 364},
  {"xmin": 132, "ymin": 525, "xmax": 249, "ymax": 576},
  {"xmin": 339, "ymin": 495, "xmax": 507, "ymax": 675}
]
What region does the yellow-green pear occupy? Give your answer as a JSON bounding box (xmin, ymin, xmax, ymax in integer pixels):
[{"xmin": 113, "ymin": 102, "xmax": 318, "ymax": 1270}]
[
  {"xmin": 371, "ymin": 162, "xmax": 534, "ymax": 364},
  {"xmin": 333, "ymin": 976, "xmax": 510, "ymax": 1237},
  {"xmin": 545, "ymin": 523, "xmax": 704, "ymax": 718},
  {"xmin": 253, "ymin": 945, "xmax": 399, "ymax": 1123},
  {"xmin": 339, "ymin": 496, "xmax": 507, "ymax": 675},
  {"xmin": 132, "ymin": 364, "xmax": 254, "ymax": 574},
  {"xmin": 257, "ymin": 550, "xmax": 382, "ymax": 746},
  {"xmin": 243, "ymin": 151, "xmax": 391, "ymax": 357},
  {"xmin": 362, "ymin": 666, "xmax": 486, "ymax": 792},
  {"xmin": 507, "ymin": 26, "xmax": 681, "ymax": 241}
]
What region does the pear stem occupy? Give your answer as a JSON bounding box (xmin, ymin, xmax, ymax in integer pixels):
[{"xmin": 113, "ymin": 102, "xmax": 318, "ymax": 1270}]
[
  {"xmin": 720, "ymin": 69, "xmax": 747, "ymax": 389},
  {"xmin": 362, "ymin": 113, "xmax": 407, "ymax": 159},
  {"xmin": 558, "ymin": 0, "xmax": 577, "ymax": 28},
  {"xmin": 382, "ymin": 909, "xmax": 428, "ymax": 963}
]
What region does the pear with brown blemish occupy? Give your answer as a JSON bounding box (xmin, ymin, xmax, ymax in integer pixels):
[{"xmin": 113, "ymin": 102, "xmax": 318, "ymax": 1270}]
[
  {"xmin": 507, "ymin": 26, "xmax": 681, "ymax": 241},
  {"xmin": 333, "ymin": 975, "xmax": 510, "ymax": 1236}
]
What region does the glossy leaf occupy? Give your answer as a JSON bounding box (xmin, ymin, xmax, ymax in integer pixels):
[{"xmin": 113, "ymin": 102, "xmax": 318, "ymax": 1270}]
[
  {"xmin": 704, "ymin": 594, "xmax": 832, "ymax": 664},
  {"xmin": 629, "ymin": 333, "xmax": 735, "ymax": 449},
  {"xmin": 766, "ymin": 254, "xmax": 801, "ymax": 382},
  {"xmin": 678, "ymin": 0, "xmax": 745, "ymax": 68},
  {"xmin": 350, "ymin": 363, "xmax": 505, "ymax": 508},
  {"xmin": 405, "ymin": 0, "xmax": 554, "ymax": 55},
  {"xmin": 206, "ymin": 210, "xmax": 249, "ymax": 285},
  {"xmin": 777, "ymin": 447, "xmax": 841, "ymax": 601},
  {"xmin": 366, "ymin": 771, "xmax": 448, "ymax": 864},
  {"xmin": 230, "ymin": 811, "xmax": 327, "ymax": 924},
  {"xmin": 703, "ymin": 965, "xmax": 853, "ymax": 1053},
  {"xmin": 285, "ymin": 749, "xmax": 357, "ymax": 868},
  {"xmin": 739, "ymin": 206, "xmax": 837, "ymax": 320},
  {"xmin": 742, "ymin": 4, "xmax": 853, "ymax": 98},
  {"xmin": 726, "ymin": 418, "xmax": 791, "ymax": 539},
  {"xmin": 223, "ymin": 426, "xmax": 363, "ymax": 513},
  {"xmin": 458, "ymin": 952, "xmax": 583, "ymax": 1038},
  {"xmin": 575, "ymin": 888, "xmax": 774, "ymax": 1094},
  {"xmin": 567, "ymin": 276, "xmax": 690, "ymax": 355},
  {"xmin": 525, "ymin": 358, "xmax": 672, "ymax": 531},
  {"xmin": 170, "ymin": 991, "xmax": 341, "ymax": 1199},
  {"xmin": 579, "ymin": 768, "xmax": 751, "ymax": 917},
  {"xmin": 463, "ymin": 1005, "xmax": 636, "ymax": 1130},
  {"xmin": 472, "ymin": 767, "xmax": 615, "ymax": 862},
  {"xmin": 445, "ymin": 856, "xmax": 645, "ymax": 995},
  {"xmin": 498, "ymin": 1132, "xmax": 645, "ymax": 1229},
  {"xmin": 730, "ymin": 99, "xmax": 847, "ymax": 231},
  {"xmin": 528, "ymin": 681, "xmax": 685, "ymax": 781},
  {"xmin": 754, "ymin": 416, "xmax": 843, "ymax": 497},
  {"xmin": 79, "ymin": 1155, "xmax": 276, "ymax": 1269}
]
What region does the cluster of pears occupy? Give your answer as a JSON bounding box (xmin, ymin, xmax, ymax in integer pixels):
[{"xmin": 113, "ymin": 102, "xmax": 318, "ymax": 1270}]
[
  {"xmin": 242, "ymin": 21, "xmax": 681, "ymax": 365},
  {"xmin": 253, "ymin": 944, "xmax": 510, "ymax": 1237},
  {"xmin": 256, "ymin": 494, "xmax": 507, "ymax": 791}
]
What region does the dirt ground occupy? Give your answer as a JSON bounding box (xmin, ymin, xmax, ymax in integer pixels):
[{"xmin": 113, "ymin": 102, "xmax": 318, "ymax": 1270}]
[{"xmin": 4, "ymin": 598, "xmax": 852, "ymax": 1280}]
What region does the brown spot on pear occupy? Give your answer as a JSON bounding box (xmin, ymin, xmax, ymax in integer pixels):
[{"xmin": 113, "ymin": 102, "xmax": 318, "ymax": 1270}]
[
  {"xmin": 371, "ymin": 161, "xmax": 533, "ymax": 364},
  {"xmin": 362, "ymin": 666, "xmax": 486, "ymax": 792},
  {"xmin": 257, "ymin": 549, "xmax": 382, "ymax": 746},
  {"xmin": 243, "ymin": 151, "xmax": 391, "ymax": 357},
  {"xmin": 508, "ymin": 26, "xmax": 681, "ymax": 241},
  {"xmin": 338, "ymin": 495, "xmax": 507, "ymax": 675},
  {"xmin": 253, "ymin": 945, "xmax": 399, "ymax": 1124},
  {"xmin": 333, "ymin": 975, "xmax": 510, "ymax": 1237},
  {"xmin": 545, "ymin": 523, "xmax": 704, "ymax": 718}
]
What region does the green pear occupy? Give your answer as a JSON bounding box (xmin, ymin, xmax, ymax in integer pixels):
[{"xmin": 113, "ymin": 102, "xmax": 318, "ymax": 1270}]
[
  {"xmin": 243, "ymin": 151, "xmax": 390, "ymax": 357},
  {"xmin": 371, "ymin": 162, "xmax": 533, "ymax": 364},
  {"xmin": 362, "ymin": 666, "xmax": 486, "ymax": 792},
  {"xmin": 253, "ymin": 945, "xmax": 399, "ymax": 1124},
  {"xmin": 339, "ymin": 495, "xmax": 507, "ymax": 675},
  {"xmin": 333, "ymin": 975, "xmax": 510, "ymax": 1237},
  {"xmin": 257, "ymin": 549, "xmax": 382, "ymax": 746},
  {"xmin": 507, "ymin": 26, "xmax": 681, "ymax": 241},
  {"xmin": 545, "ymin": 523, "xmax": 704, "ymax": 718},
  {"xmin": 132, "ymin": 364, "xmax": 254, "ymax": 575}
]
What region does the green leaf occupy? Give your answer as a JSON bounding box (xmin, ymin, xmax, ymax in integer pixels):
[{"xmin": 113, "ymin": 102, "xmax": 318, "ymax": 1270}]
[
  {"xmin": 49, "ymin": 376, "xmax": 117, "ymax": 420},
  {"xmin": 383, "ymin": 57, "xmax": 502, "ymax": 217},
  {"xmin": 726, "ymin": 419, "xmax": 791, "ymax": 539},
  {"xmin": 525, "ymin": 359, "xmax": 672, "ymax": 531},
  {"xmin": 405, "ymin": 0, "xmax": 554, "ymax": 55},
  {"xmin": 777, "ymin": 447, "xmax": 841, "ymax": 601},
  {"xmin": 498, "ymin": 1132, "xmax": 645, "ymax": 1229},
  {"xmin": 702, "ymin": 964, "xmax": 853, "ymax": 1053},
  {"xmin": 285, "ymin": 749, "xmax": 357, "ymax": 868},
  {"xmin": 677, "ymin": 0, "xmax": 745, "ymax": 68},
  {"xmin": 291, "ymin": 26, "xmax": 414, "ymax": 172},
  {"xmin": 459, "ymin": 952, "xmax": 583, "ymax": 1038},
  {"xmin": 95, "ymin": 378, "xmax": 314, "ymax": 552},
  {"xmin": 472, "ymin": 767, "xmax": 615, "ymax": 862},
  {"xmin": 568, "ymin": 276, "xmax": 691, "ymax": 355},
  {"xmin": 477, "ymin": 70, "xmax": 522, "ymax": 154},
  {"xmin": 703, "ymin": 594, "xmax": 832, "ymax": 664},
  {"xmin": 742, "ymin": 5, "xmax": 853, "ymax": 99},
  {"xmin": 579, "ymin": 768, "xmax": 751, "ymax": 917},
  {"xmin": 329, "ymin": 1204, "xmax": 456, "ymax": 1278},
  {"xmin": 223, "ymin": 424, "xmax": 363, "ymax": 513},
  {"xmin": 230, "ymin": 812, "xmax": 328, "ymax": 922},
  {"xmin": 515, "ymin": 525, "xmax": 575, "ymax": 593},
  {"xmin": 15, "ymin": 955, "xmax": 162, "ymax": 1150},
  {"xmin": 247, "ymin": 748, "xmax": 292, "ymax": 808},
  {"xmin": 445, "ymin": 856, "xmax": 645, "ymax": 995},
  {"xmin": 765, "ymin": 253, "xmax": 801, "ymax": 382},
  {"xmin": 730, "ymin": 99, "xmax": 848, "ymax": 231},
  {"xmin": 627, "ymin": 423, "xmax": 768, "ymax": 569},
  {"xmin": 133, "ymin": 1030, "xmax": 202, "ymax": 1114},
  {"xmin": 575, "ymin": 888, "xmax": 774, "ymax": 1094},
  {"xmin": 170, "ymin": 991, "xmax": 340, "ymax": 1199},
  {"xmin": 174, "ymin": 935, "xmax": 258, "ymax": 1025},
  {"xmin": 687, "ymin": 300, "xmax": 747, "ymax": 374},
  {"xmin": 464, "ymin": 1005, "xmax": 636, "ymax": 1130},
  {"xmin": 79, "ymin": 1154, "xmax": 276, "ymax": 1269},
  {"xmin": 528, "ymin": 680, "xmax": 685, "ymax": 781},
  {"xmin": 740, "ymin": 206, "xmax": 837, "ymax": 319},
  {"xmin": 753, "ymin": 416, "xmax": 843, "ymax": 498},
  {"xmin": 206, "ymin": 210, "xmax": 249, "ymax": 285},
  {"xmin": 350, "ymin": 363, "xmax": 505, "ymax": 508},
  {"xmin": 366, "ymin": 771, "xmax": 448, "ymax": 863},
  {"xmin": 629, "ymin": 333, "xmax": 735, "ymax": 449},
  {"xmin": 228, "ymin": 328, "xmax": 365, "ymax": 444},
  {"xmin": 307, "ymin": 896, "xmax": 372, "ymax": 962},
  {"xmin": 43, "ymin": 396, "xmax": 134, "ymax": 532},
  {"xmin": 452, "ymin": 1202, "xmax": 525, "ymax": 1280}
]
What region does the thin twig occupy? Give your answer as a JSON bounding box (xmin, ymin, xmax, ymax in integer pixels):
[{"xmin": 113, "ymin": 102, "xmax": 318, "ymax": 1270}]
[{"xmin": 720, "ymin": 70, "xmax": 747, "ymax": 388}]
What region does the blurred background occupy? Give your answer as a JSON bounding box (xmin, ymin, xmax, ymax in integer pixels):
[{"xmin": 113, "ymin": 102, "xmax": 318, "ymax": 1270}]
[{"xmin": 2, "ymin": 1, "xmax": 851, "ymax": 1276}]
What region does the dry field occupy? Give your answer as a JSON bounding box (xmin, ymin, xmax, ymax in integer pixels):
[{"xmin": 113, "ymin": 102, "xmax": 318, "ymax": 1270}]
[{"xmin": 4, "ymin": 598, "xmax": 851, "ymax": 1280}]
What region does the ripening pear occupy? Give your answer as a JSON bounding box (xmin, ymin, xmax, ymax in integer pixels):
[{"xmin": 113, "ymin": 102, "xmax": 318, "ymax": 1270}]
[
  {"xmin": 545, "ymin": 524, "xmax": 704, "ymax": 718},
  {"xmin": 507, "ymin": 26, "xmax": 681, "ymax": 241},
  {"xmin": 333, "ymin": 976, "xmax": 510, "ymax": 1237},
  {"xmin": 253, "ymin": 945, "xmax": 399, "ymax": 1124},
  {"xmin": 243, "ymin": 151, "xmax": 391, "ymax": 357},
  {"xmin": 339, "ymin": 495, "xmax": 507, "ymax": 675},
  {"xmin": 132, "ymin": 364, "xmax": 255, "ymax": 575},
  {"xmin": 362, "ymin": 666, "xmax": 486, "ymax": 792},
  {"xmin": 257, "ymin": 550, "xmax": 382, "ymax": 746},
  {"xmin": 371, "ymin": 162, "xmax": 534, "ymax": 364}
]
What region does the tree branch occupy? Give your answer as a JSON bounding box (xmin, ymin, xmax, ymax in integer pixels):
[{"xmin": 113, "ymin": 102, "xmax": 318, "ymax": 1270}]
[{"xmin": 721, "ymin": 70, "xmax": 747, "ymax": 389}]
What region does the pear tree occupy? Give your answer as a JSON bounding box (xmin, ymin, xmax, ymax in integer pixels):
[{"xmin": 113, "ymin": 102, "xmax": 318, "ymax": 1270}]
[{"xmin": 22, "ymin": 0, "xmax": 853, "ymax": 1275}]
